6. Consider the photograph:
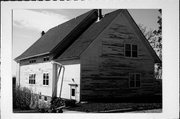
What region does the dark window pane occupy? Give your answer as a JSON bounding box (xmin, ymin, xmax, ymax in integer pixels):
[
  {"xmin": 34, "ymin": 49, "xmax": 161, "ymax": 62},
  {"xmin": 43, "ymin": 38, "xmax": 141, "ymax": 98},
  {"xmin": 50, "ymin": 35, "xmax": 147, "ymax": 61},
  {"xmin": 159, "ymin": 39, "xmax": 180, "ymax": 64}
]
[
  {"xmin": 125, "ymin": 44, "xmax": 131, "ymax": 50},
  {"xmin": 43, "ymin": 80, "xmax": 45, "ymax": 85},
  {"xmin": 44, "ymin": 96, "xmax": 47, "ymax": 101},
  {"xmin": 130, "ymin": 74, "xmax": 135, "ymax": 81},
  {"xmin": 130, "ymin": 81, "xmax": 135, "ymax": 87},
  {"xmin": 132, "ymin": 45, "xmax": 137, "ymax": 51},
  {"xmin": 136, "ymin": 74, "xmax": 140, "ymax": 81},
  {"xmin": 46, "ymin": 80, "xmax": 49, "ymax": 85},
  {"xmin": 71, "ymin": 89, "xmax": 75, "ymax": 96},
  {"xmin": 125, "ymin": 44, "xmax": 131, "ymax": 57},
  {"xmin": 132, "ymin": 51, "xmax": 137, "ymax": 57},
  {"xmin": 136, "ymin": 81, "xmax": 140, "ymax": 87},
  {"xmin": 125, "ymin": 51, "xmax": 131, "ymax": 57}
]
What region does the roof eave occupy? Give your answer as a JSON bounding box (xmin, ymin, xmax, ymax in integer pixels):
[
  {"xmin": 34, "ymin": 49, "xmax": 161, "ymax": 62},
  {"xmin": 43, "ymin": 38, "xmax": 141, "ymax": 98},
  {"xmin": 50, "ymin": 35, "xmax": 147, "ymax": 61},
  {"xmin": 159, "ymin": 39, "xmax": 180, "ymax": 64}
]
[{"xmin": 15, "ymin": 52, "xmax": 50, "ymax": 62}]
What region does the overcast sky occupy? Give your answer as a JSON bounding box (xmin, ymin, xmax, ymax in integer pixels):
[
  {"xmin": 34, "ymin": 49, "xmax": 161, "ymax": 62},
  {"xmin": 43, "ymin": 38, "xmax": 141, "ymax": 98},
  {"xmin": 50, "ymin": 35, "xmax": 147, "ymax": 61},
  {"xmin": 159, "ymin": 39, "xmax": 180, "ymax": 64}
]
[{"xmin": 12, "ymin": 9, "xmax": 160, "ymax": 76}]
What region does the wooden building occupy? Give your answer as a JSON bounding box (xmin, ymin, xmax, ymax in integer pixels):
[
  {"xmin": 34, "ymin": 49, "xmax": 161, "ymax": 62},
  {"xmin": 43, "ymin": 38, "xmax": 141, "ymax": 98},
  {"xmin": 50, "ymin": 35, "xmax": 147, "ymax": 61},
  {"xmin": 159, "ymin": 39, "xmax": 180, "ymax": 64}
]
[{"xmin": 15, "ymin": 9, "xmax": 161, "ymax": 103}]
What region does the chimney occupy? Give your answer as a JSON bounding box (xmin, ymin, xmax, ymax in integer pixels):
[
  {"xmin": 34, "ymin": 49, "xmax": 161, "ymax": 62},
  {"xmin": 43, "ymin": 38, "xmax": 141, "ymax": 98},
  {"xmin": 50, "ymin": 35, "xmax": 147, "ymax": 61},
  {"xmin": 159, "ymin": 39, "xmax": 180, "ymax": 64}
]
[
  {"xmin": 41, "ymin": 31, "xmax": 45, "ymax": 36},
  {"xmin": 98, "ymin": 9, "xmax": 103, "ymax": 21}
]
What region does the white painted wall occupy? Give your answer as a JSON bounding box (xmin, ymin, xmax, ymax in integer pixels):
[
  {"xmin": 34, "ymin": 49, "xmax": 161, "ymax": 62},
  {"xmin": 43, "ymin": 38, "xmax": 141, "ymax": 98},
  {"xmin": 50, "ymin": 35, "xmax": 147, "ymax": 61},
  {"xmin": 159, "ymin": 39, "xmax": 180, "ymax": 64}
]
[
  {"xmin": 19, "ymin": 62, "xmax": 53, "ymax": 97},
  {"xmin": 56, "ymin": 64, "xmax": 80, "ymax": 102}
]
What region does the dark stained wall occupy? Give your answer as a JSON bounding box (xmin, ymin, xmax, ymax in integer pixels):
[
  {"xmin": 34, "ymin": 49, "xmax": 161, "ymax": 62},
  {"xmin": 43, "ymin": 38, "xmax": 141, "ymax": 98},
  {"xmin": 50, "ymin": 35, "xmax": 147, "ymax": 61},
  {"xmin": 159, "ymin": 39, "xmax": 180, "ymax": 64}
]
[{"xmin": 80, "ymin": 11, "xmax": 155, "ymax": 101}]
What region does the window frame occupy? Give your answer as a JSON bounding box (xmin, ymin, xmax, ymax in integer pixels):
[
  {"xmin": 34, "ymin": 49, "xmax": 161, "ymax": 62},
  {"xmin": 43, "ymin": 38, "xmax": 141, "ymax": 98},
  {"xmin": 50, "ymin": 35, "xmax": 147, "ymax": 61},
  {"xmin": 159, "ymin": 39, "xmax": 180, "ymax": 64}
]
[
  {"xmin": 69, "ymin": 84, "xmax": 78, "ymax": 99},
  {"xmin": 29, "ymin": 74, "xmax": 36, "ymax": 84},
  {"xmin": 43, "ymin": 57, "xmax": 49, "ymax": 62},
  {"xmin": 43, "ymin": 73, "xmax": 49, "ymax": 86},
  {"xmin": 129, "ymin": 73, "xmax": 141, "ymax": 88},
  {"xmin": 29, "ymin": 59, "xmax": 36, "ymax": 64},
  {"xmin": 124, "ymin": 44, "xmax": 138, "ymax": 58}
]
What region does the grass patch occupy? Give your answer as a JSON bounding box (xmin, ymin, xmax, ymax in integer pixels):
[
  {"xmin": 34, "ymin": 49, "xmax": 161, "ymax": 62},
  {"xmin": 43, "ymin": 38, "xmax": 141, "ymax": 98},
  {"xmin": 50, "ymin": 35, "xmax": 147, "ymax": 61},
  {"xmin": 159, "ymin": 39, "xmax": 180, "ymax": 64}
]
[{"xmin": 67, "ymin": 103, "xmax": 162, "ymax": 112}]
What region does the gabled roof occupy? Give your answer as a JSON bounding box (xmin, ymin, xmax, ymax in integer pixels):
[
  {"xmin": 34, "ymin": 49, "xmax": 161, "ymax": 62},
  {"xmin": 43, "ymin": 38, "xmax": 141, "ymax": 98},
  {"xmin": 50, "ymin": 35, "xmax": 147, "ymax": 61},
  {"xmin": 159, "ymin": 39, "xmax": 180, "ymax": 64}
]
[
  {"xmin": 56, "ymin": 10, "xmax": 123, "ymax": 61},
  {"xmin": 122, "ymin": 10, "xmax": 161, "ymax": 63},
  {"xmin": 15, "ymin": 9, "xmax": 161, "ymax": 64},
  {"xmin": 15, "ymin": 9, "xmax": 98, "ymax": 61},
  {"xmin": 56, "ymin": 9, "xmax": 161, "ymax": 63}
]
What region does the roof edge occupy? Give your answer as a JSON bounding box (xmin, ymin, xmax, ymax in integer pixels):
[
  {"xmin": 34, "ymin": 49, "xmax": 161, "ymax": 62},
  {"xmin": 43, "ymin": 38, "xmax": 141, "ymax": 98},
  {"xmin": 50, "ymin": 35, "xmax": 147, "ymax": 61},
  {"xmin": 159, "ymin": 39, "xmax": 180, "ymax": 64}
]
[
  {"xmin": 78, "ymin": 9, "xmax": 123, "ymax": 57},
  {"xmin": 14, "ymin": 52, "xmax": 50, "ymax": 62},
  {"xmin": 124, "ymin": 9, "xmax": 162, "ymax": 63}
]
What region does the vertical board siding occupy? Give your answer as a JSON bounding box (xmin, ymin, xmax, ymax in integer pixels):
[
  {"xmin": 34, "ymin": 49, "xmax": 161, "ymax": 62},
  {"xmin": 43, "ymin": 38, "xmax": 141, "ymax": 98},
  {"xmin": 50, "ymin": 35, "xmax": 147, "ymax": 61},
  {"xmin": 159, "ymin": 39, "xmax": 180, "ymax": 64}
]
[{"xmin": 80, "ymin": 12, "xmax": 155, "ymax": 101}]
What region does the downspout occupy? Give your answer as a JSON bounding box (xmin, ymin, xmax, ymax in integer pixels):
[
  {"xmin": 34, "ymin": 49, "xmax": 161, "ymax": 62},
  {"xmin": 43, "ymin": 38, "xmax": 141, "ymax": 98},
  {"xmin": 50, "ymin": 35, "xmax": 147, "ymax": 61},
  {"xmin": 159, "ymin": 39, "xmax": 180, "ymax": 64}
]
[
  {"xmin": 51, "ymin": 61, "xmax": 65, "ymax": 98},
  {"xmin": 17, "ymin": 62, "xmax": 20, "ymax": 87}
]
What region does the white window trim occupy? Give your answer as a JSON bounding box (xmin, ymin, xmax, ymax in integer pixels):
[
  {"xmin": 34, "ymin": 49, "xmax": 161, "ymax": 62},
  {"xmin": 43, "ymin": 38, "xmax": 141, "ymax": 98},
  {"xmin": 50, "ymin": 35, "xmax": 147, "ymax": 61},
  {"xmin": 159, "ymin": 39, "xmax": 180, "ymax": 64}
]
[
  {"xmin": 43, "ymin": 56, "xmax": 49, "ymax": 62},
  {"xmin": 29, "ymin": 73, "xmax": 36, "ymax": 85},
  {"xmin": 43, "ymin": 72, "xmax": 49, "ymax": 86},
  {"xmin": 129, "ymin": 73, "xmax": 141, "ymax": 88}
]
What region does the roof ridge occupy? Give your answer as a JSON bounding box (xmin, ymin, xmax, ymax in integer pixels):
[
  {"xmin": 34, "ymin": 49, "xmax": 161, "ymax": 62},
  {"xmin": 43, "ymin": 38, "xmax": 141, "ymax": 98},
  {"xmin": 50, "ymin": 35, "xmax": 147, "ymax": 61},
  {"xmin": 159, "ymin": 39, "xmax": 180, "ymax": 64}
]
[
  {"xmin": 51, "ymin": 9, "xmax": 98, "ymax": 54},
  {"xmin": 15, "ymin": 9, "xmax": 98, "ymax": 61},
  {"xmin": 56, "ymin": 9, "xmax": 123, "ymax": 60}
]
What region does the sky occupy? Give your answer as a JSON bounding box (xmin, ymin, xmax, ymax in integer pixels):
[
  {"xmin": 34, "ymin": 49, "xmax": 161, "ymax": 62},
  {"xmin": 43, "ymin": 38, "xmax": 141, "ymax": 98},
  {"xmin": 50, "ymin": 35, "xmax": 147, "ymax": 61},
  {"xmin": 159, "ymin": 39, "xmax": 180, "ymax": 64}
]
[{"xmin": 12, "ymin": 9, "xmax": 160, "ymax": 76}]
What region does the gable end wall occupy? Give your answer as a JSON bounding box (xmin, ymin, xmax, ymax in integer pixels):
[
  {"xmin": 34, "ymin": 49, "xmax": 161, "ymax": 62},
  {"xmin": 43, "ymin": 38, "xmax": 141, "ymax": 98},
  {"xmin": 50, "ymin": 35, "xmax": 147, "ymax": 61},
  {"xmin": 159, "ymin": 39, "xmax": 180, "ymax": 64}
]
[{"xmin": 80, "ymin": 11, "xmax": 156, "ymax": 101}]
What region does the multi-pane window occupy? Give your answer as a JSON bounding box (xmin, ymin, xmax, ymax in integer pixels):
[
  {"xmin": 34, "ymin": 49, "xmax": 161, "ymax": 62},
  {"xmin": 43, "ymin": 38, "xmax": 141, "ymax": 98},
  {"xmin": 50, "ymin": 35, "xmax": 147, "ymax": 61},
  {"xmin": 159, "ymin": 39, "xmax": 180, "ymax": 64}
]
[
  {"xmin": 29, "ymin": 74, "xmax": 36, "ymax": 84},
  {"xmin": 132, "ymin": 45, "xmax": 138, "ymax": 57},
  {"xmin": 125, "ymin": 44, "xmax": 138, "ymax": 57},
  {"xmin": 43, "ymin": 73, "xmax": 49, "ymax": 85},
  {"xmin": 43, "ymin": 57, "xmax": 49, "ymax": 62},
  {"xmin": 129, "ymin": 73, "xmax": 141, "ymax": 88},
  {"xmin": 29, "ymin": 59, "xmax": 36, "ymax": 64},
  {"xmin": 125, "ymin": 44, "xmax": 131, "ymax": 57}
]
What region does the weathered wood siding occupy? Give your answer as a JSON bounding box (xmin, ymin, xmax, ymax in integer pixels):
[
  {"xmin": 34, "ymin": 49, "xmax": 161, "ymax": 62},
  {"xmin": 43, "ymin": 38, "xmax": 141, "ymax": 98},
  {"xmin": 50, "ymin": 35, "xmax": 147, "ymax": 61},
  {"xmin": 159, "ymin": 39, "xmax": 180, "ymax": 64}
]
[
  {"xmin": 80, "ymin": 12, "xmax": 155, "ymax": 101},
  {"xmin": 80, "ymin": 32, "xmax": 101, "ymax": 101}
]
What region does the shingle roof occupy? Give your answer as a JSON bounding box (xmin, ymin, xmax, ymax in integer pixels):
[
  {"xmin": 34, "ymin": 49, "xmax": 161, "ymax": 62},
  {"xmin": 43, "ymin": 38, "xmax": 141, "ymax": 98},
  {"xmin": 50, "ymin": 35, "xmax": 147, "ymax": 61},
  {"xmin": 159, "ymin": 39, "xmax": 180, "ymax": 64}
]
[
  {"xmin": 15, "ymin": 9, "xmax": 161, "ymax": 63},
  {"xmin": 15, "ymin": 9, "xmax": 98, "ymax": 61},
  {"xmin": 56, "ymin": 10, "xmax": 123, "ymax": 61},
  {"xmin": 56, "ymin": 9, "xmax": 161, "ymax": 63}
]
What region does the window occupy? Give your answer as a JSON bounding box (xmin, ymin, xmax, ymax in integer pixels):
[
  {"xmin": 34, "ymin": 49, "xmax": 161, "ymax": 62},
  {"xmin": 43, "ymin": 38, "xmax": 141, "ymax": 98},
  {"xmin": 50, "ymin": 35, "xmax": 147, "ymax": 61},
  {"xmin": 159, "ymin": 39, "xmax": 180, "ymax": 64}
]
[
  {"xmin": 29, "ymin": 59, "xmax": 36, "ymax": 64},
  {"xmin": 125, "ymin": 44, "xmax": 131, "ymax": 57},
  {"xmin": 43, "ymin": 73, "xmax": 49, "ymax": 85},
  {"xmin": 29, "ymin": 74, "xmax": 36, "ymax": 84},
  {"xmin": 43, "ymin": 57, "xmax": 49, "ymax": 62},
  {"xmin": 71, "ymin": 88, "xmax": 75, "ymax": 96},
  {"xmin": 125, "ymin": 44, "xmax": 138, "ymax": 57},
  {"xmin": 129, "ymin": 73, "xmax": 141, "ymax": 88},
  {"xmin": 132, "ymin": 45, "xmax": 138, "ymax": 57},
  {"xmin": 44, "ymin": 96, "xmax": 47, "ymax": 101}
]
